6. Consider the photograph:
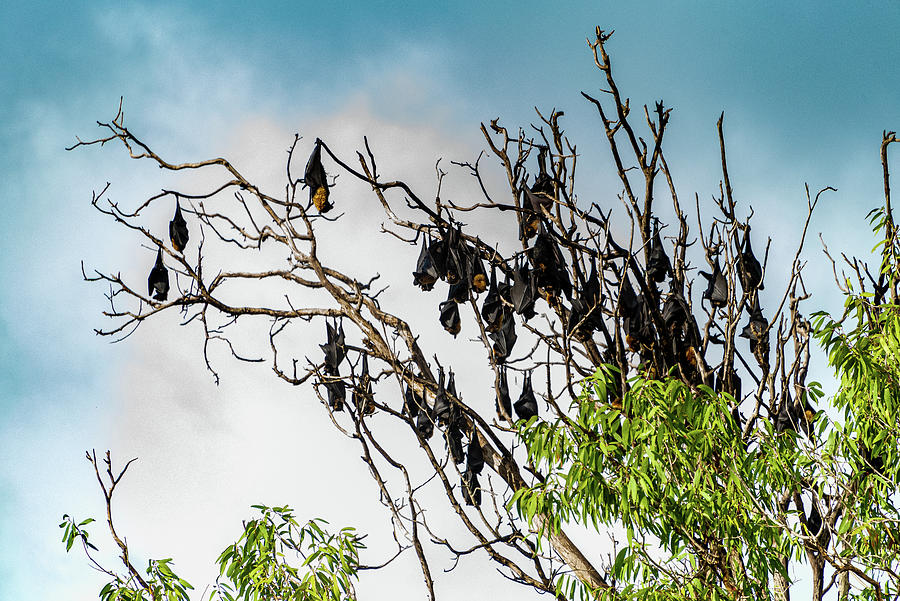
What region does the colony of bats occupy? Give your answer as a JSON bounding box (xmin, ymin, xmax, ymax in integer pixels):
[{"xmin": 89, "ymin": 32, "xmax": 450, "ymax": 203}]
[{"xmin": 78, "ymin": 28, "xmax": 888, "ymax": 596}]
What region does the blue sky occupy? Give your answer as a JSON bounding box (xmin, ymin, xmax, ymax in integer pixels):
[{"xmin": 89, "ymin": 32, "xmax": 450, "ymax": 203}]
[{"xmin": 2, "ymin": 2, "xmax": 900, "ymax": 599}]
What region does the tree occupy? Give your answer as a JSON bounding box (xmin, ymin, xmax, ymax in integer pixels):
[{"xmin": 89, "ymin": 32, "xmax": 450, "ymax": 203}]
[{"xmin": 61, "ymin": 27, "xmax": 900, "ymax": 600}]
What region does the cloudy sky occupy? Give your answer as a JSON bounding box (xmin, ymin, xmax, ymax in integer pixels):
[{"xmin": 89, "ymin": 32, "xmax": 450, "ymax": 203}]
[{"xmin": 2, "ymin": 2, "xmax": 900, "ymax": 600}]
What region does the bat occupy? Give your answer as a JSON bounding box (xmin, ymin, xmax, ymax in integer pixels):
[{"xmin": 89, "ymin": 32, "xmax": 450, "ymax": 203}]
[
  {"xmin": 461, "ymin": 468, "xmax": 481, "ymax": 507},
  {"xmin": 514, "ymin": 371, "xmax": 538, "ymax": 421},
  {"xmin": 442, "ymin": 226, "xmax": 466, "ymax": 285},
  {"xmin": 320, "ymin": 320, "xmax": 347, "ymax": 374},
  {"xmin": 466, "ymin": 432, "xmax": 484, "ymax": 475},
  {"xmin": 468, "ymin": 247, "xmax": 488, "ymax": 294},
  {"xmin": 739, "ymin": 300, "xmax": 767, "ymax": 347},
  {"xmin": 714, "ymin": 366, "xmax": 742, "ymax": 402},
  {"xmin": 661, "ymin": 287, "xmax": 688, "ymax": 329},
  {"xmin": 739, "ymin": 227, "xmax": 764, "ymax": 291},
  {"xmin": 403, "ymin": 384, "xmax": 421, "ymax": 420},
  {"xmin": 646, "ymin": 226, "xmax": 671, "ymax": 282},
  {"xmin": 415, "ymin": 404, "xmax": 434, "ymax": 440},
  {"xmin": 446, "ymin": 426, "xmax": 465, "ymax": 465},
  {"xmin": 529, "ymin": 225, "xmax": 571, "ymax": 298},
  {"xmin": 489, "ymin": 307, "xmax": 517, "ymax": 364},
  {"xmin": 304, "ymin": 141, "xmax": 332, "ymax": 213},
  {"xmin": 439, "ymin": 300, "xmax": 461, "ymax": 336},
  {"xmin": 324, "ymin": 377, "xmax": 345, "ymax": 412},
  {"xmin": 432, "ymin": 368, "xmax": 451, "ymax": 427},
  {"xmin": 446, "ymin": 370, "xmax": 465, "ymax": 430},
  {"xmin": 169, "ymin": 201, "xmax": 189, "ymax": 252},
  {"xmin": 412, "ymin": 236, "xmax": 439, "ymax": 291},
  {"xmin": 510, "ymin": 258, "xmax": 537, "ymax": 320},
  {"xmin": 699, "ymin": 259, "xmax": 728, "ymax": 307},
  {"xmin": 774, "ymin": 395, "xmax": 795, "ymax": 433},
  {"xmin": 480, "ymin": 266, "xmax": 504, "ymax": 333},
  {"xmin": 495, "ymin": 365, "xmax": 512, "ymax": 420},
  {"xmin": 618, "ymin": 274, "xmax": 639, "ymax": 320},
  {"xmin": 148, "ymin": 247, "xmax": 169, "ymax": 301},
  {"xmin": 805, "ymin": 497, "xmax": 823, "ymax": 537},
  {"xmin": 352, "ymin": 353, "xmax": 375, "ymax": 416}
]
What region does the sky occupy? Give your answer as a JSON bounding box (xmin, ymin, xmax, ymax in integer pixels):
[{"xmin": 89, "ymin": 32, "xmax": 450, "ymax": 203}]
[{"xmin": 2, "ymin": 2, "xmax": 900, "ymax": 600}]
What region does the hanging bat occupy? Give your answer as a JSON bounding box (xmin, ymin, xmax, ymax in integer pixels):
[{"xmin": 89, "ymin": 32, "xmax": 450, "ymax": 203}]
[
  {"xmin": 442, "ymin": 226, "xmax": 466, "ymax": 285},
  {"xmin": 489, "ymin": 308, "xmax": 517, "ymax": 363},
  {"xmin": 403, "ymin": 384, "xmax": 421, "ymax": 420},
  {"xmin": 510, "ymin": 258, "xmax": 537, "ymax": 320},
  {"xmin": 618, "ymin": 274, "xmax": 639, "ymax": 321},
  {"xmin": 466, "ymin": 432, "xmax": 484, "ymax": 475},
  {"xmin": 470, "ymin": 249, "xmax": 488, "ymax": 294},
  {"xmin": 415, "ymin": 404, "xmax": 434, "ymax": 440},
  {"xmin": 805, "ymin": 498, "xmax": 823, "ymax": 537},
  {"xmin": 461, "ymin": 468, "xmax": 481, "ymax": 507},
  {"xmin": 514, "ymin": 371, "xmax": 538, "ymax": 421},
  {"xmin": 325, "ymin": 378, "xmax": 345, "ymax": 412},
  {"xmin": 432, "ymin": 368, "xmax": 451, "ymax": 427},
  {"xmin": 446, "ymin": 426, "xmax": 465, "ymax": 465},
  {"xmin": 495, "ymin": 366, "xmax": 512, "ymax": 420},
  {"xmin": 439, "ymin": 300, "xmax": 461, "ymax": 336},
  {"xmin": 714, "ymin": 366, "xmax": 742, "ymax": 402},
  {"xmin": 480, "ymin": 266, "xmax": 504, "ymax": 333},
  {"xmin": 661, "ymin": 287, "xmax": 688, "ymax": 330},
  {"xmin": 169, "ymin": 201, "xmax": 189, "ymax": 252},
  {"xmin": 352, "ymin": 353, "xmax": 375, "ymax": 416},
  {"xmin": 581, "ymin": 259, "xmax": 602, "ymax": 329},
  {"xmin": 413, "ymin": 236, "xmax": 439, "ymax": 291},
  {"xmin": 320, "ymin": 320, "xmax": 347, "ymax": 373},
  {"xmin": 739, "ymin": 300, "xmax": 767, "ymax": 347},
  {"xmin": 304, "ymin": 141, "xmax": 332, "ymax": 213},
  {"xmin": 446, "ymin": 370, "xmax": 465, "ymax": 429},
  {"xmin": 774, "ymin": 395, "xmax": 795, "ymax": 434},
  {"xmin": 646, "ymin": 226, "xmax": 671, "ymax": 282},
  {"xmin": 148, "ymin": 247, "xmax": 169, "ymax": 301},
  {"xmin": 530, "ymin": 226, "xmax": 571, "ymax": 298},
  {"xmin": 699, "ymin": 259, "xmax": 728, "ymax": 308},
  {"xmin": 739, "ymin": 227, "xmax": 764, "ymax": 291}
]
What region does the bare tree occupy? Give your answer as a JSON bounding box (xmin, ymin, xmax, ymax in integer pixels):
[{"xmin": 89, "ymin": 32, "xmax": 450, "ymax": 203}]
[{"xmin": 63, "ymin": 28, "xmax": 900, "ymax": 601}]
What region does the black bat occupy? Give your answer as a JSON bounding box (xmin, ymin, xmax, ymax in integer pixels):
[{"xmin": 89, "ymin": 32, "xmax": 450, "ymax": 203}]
[
  {"xmin": 774, "ymin": 395, "xmax": 796, "ymax": 434},
  {"xmin": 442, "ymin": 226, "xmax": 466, "ymax": 286},
  {"xmin": 352, "ymin": 353, "xmax": 375, "ymax": 416},
  {"xmin": 739, "ymin": 300, "xmax": 767, "ymax": 347},
  {"xmin": 415, "ymin": 404, "xmax": 434, "ymax": 440},
  {"xmin": 699, "ymin": 259, "xmax": 728, "ymax": 308},
  {"xmin": 739, "ymin": 227, "xmax": 764, "ymax": 291},
  {"xmin": 510, "ymin": 258, "xmax": 537, "ymax": 320},
  {"xmin": 646, "ymin": 227, "xmax": 671, "ymax": 282},
  {"xmin": 169, "ymin": 201, "xmax": 189, "ymax": 252},
  {"xmin": 320, "ymin": 320, "xmax": 347, "ymax": 373},
  {"xmin": 480, "ymin": 266, "xmax": 504, "ymax": 333},
  {"xmin": 432, "ymin": 368, "xmax": 451, "ymax": 427},
  {"xmin": 461, "ymin": 468, "xmax": 481, "ymax": 507},
  {"xmin": 148, "ymin": 247, "xmax": 169, "ymax": 301},
  {"xmin": 661, "ymin": 286, "xmax": 688, "ymax": 330},
  {"xmin": 529, "ymin": 226, "xmax": 571, "ymax": 298},
  {"xmin": 618, "ymin": 274, "xmax": 639, "ymax": 320},
  {"xmin": 305, "ymin": 141, "xmax": 332, "ymax": 213},
  {"xmin": 459, "ymin": 244, "xmax": 488, "ymax": 294},
  {"xmin": 439, "ymin": 300, "xmax": 461, "ymax": 336},
  {"xmin": 489, "ymin": 307, "xmax": 517, "ymax": 364},
  {"xmin": 495, "ymin": 366, "xmax": 512, "ymax": 420},
  {"xmin": 324, "ymin": 377, "xmax": 345, "ymax": 412},
  {"xmin": 412, "ymin": 236, "xmax": 439, "ymax": 291},
  {"xmin": 514, "ymin": 371, "xmax": 538, "ymax": 421},
  {"xmin": 466, "ymin": 432, "xmax": 484, "ymax": 475},
  {"xmin": 446, "ymin": 426, "xmax": 465, "ymax": 465},
  {"xmin": 403, "ymin": 384, "xmax": 421, "ymax": 420}
]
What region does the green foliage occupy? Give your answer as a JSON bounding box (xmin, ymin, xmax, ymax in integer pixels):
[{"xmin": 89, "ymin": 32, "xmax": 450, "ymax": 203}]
[
  {"xmin": 211, "ymin": 506, "xmax": 364, "ymax": 601},
  {"xmin": 60, "ymin": 506, "xmax": 363, "ymax": 601}
]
